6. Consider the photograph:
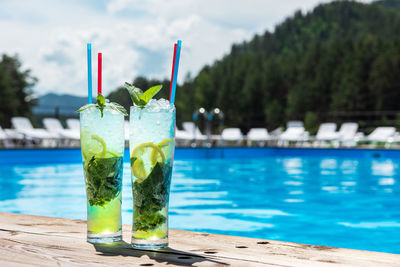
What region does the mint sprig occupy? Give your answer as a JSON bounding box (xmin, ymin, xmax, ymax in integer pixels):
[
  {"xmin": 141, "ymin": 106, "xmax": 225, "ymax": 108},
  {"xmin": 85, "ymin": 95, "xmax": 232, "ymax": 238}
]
[
  {"xmin": 97, "ymin": 94, "xmax": 106, "ymax": 117},
  {"xmin": 131, "ymin": 159, "xmax": 172, "ymax": 231},
  {"xmin": 125, "ymin": 82, "xmax": 162, "ymax": 108},
  {"xmin": 75, "ymin": 94, "xmax": 128, "ymax": 117},
  {"xmin": 84, "ymin": 155, "xmax": 123, "ymax": 207}
]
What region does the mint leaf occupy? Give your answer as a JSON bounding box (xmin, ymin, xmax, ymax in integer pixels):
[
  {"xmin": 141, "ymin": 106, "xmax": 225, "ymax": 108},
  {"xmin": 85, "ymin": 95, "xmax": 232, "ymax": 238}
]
[
  {"xmin": 109, "ymin": 102, "xmax": 128, "ymax": 116},
  {"xmin": 125, "ymin": 82, "xmax": 163, "ymax": 108},
  {"xmin": 84, "ymin": 156, "xmax": 123, "ymax": 207},
  {"xmin": 141, "ymin": 85, "xmax": 162, "ymax": 103},
  {"xmin": 131, "ymin": 159, "xmax": 172, "ymax": 231},
  {"xmin": 125, "ymin": 82, "xmax": 142, "ymax": 106},
  {"xmin": 75, "ymin": 104, "xmax": 95, "ymax": 113},
  {"xmin": 97, "ymin": 94, "xmax": 106, "ymax": 117},
  {"xmin": 97, "ymin": 94, "xmax": 105, "ymax": 105}
]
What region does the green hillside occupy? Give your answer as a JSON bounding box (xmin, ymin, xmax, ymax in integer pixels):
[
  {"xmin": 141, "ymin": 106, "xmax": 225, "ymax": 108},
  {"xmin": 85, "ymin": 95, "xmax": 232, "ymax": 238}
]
[
  {"xmin": 109, "ymin": 0, "xmax": 400, "ymax": 132},
  {"xmin": 189, "ymin": 0, "xmax": 400, "ymax": 130}
]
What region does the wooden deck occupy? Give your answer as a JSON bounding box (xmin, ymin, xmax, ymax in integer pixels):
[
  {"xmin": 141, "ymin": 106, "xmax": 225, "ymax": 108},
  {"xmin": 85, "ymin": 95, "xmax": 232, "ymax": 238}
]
[{"xmin": 0, "ymin": 213, "xmax": 399, "ymax": 266}]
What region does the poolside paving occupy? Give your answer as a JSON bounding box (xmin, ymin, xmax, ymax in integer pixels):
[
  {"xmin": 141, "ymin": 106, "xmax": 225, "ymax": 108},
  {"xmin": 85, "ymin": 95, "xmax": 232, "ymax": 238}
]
[{"xmin": 0, "ymin": 212, "xmax": 399, "ymax": 266}]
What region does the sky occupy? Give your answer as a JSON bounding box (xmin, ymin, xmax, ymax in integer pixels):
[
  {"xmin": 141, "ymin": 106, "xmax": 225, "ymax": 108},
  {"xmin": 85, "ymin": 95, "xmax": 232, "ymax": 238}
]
[{"xmin": 0, "ymin": 0, "xmax": 372, "ymax": 97}]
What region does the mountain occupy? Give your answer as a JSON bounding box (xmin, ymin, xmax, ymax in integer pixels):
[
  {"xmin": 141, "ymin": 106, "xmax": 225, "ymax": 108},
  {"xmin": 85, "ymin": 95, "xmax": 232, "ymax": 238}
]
[
  {"xmin": 179, "ymin": 0, "xmax": 400, "ymax": 131},
  {"xmin": 33, "ymin": 93, "xmax": 93, "ymax": 116}
]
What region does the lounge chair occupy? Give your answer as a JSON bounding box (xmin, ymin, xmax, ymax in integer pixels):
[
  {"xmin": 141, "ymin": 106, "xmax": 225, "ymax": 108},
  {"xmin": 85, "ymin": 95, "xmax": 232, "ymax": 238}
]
[
  {"xmin": 175, "ymin": 127, "xmax": 193, "ymax": 146},
  {"xmin": 43, "ymin": 118, "xmax": 80, "ymax": 145},
  {"xmin": 3, "ymin": 128, "xmax": 24, "ymax": 146},
  {"xmin": 389, "ymin": 132, "xmax": 400, "ymax": 146},
  {"xmin": 182, "ymin": 122, "xmax": 207, "ymax": 142},
  {"xmin": 246, "ymin": 128, "xmax": 271, "ymax": 146},
  {"xmin": 278, "ymin": 122, "xmax": 309, "ymax": 146},
  {"xmin": 336, "ymin": 122, "xmax": 359, "ymax": 147},
  {"xmin": 221, "ymin": 128, "xmax": 243, "ymax": 145},
  {"xmin": 66, "ymin": 118, "xmax": 80, "ymax": 131},
  {"xmin": 0, "ymin": 126, "xmax": 13, "ymax": 148},
  {"xmin": 366, "ymin": 127, "xmax": 396, "ymax": 145},
  {"xmin": 313, "ymin": 123, "xmax": 337, "ymax": 146},
  {"xmin": 269, "ymin": 127, "xmax": 283, "ymax": 142},
  {"xmin": 11, "ymin": 117, "xmax": 57, "ymax": 147},
  {"xmin": 66, "ymin": 118, "xmax": 80, "ymax": 142}
]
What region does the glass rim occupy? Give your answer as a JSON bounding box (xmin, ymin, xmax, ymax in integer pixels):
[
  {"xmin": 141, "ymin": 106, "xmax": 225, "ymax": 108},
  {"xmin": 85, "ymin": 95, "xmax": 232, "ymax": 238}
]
[
  {"xmin": 80, "ymin": 105, "xmax": 126, "ymax": 116},
  {"xmin": 129, "ymin": 104, "xmax": 176, "ymax": 113}
]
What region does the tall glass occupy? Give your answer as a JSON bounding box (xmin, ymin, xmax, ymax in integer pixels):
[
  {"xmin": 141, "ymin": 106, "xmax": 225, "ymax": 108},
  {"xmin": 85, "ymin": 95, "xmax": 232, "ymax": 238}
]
[
  {"xmin": 80, "ymin": 106, "xmax": 124, "ymax": 243},
  {"xmin": 129, "ymin": 99, "xmax": 175, "ymax": 249}
]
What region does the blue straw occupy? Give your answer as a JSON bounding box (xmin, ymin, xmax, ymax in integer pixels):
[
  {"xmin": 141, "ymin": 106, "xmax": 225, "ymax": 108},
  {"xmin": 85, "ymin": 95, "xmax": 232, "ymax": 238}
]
[
  {"xmin": 170, "ymin": 40, "xmax": 182, "ymax": 104},
  {"xmin": 87, "ymin": 43, "xmax": 92, "ymax": 104}
]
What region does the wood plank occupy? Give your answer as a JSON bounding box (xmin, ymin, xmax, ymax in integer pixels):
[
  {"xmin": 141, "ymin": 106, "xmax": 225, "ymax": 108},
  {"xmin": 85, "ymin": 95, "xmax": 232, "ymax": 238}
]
[{"xmin": 0, "ymin": 212, "xmax": 399, "ymax": 266}]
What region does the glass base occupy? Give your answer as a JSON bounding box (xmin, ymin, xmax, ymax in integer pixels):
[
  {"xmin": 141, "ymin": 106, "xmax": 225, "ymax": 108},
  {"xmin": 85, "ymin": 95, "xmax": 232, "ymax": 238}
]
[
  {"xmin": 131, "ymin": 237, "xmax": 168, "ymax": 250},
  {"xmin": 87, "ymin": 230, "xmax": 122, "ymax": 244}
]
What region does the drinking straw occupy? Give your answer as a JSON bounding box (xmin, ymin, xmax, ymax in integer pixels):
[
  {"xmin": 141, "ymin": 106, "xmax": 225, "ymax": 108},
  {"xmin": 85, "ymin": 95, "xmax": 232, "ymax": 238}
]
[
  {"xmin": 170, "ymin": 40, "xmax": 182, "ymax": 104},
  {"xmin": 98, "ymin": 53, "xmax": 102, "ymax": 95},
  {"xmin": 169, "ymin": 43, "xmax": 177, "ymax": 102},
  {"xmin": 87, "ymin": 43, "xmax": 92, "ymax": 104}
]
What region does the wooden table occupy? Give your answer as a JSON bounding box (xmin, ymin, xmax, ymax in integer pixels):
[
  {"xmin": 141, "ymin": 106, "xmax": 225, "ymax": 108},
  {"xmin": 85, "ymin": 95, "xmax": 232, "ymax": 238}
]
[{"xmin": 0, "ymin": 212, "xmax": 399, "ymax": 266}]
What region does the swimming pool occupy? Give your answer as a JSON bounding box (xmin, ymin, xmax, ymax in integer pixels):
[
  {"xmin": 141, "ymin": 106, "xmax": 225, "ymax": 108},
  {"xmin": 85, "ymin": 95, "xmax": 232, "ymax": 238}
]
[{"xmin": 0, "ymin": 147, "xmax": 399, "ymax": 254}]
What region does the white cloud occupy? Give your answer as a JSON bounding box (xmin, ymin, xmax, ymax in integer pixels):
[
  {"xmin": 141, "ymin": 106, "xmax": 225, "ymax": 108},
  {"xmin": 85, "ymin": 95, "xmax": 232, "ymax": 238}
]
[{"xmin": 0, "ymin": 0, "xmax": 374, "ymax": 96}]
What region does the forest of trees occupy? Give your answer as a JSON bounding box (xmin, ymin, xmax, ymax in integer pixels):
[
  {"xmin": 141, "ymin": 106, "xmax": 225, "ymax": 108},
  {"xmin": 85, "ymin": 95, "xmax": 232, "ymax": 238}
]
[
  {"xmin": 0, "ymin": 55, "xmax": 36, "ymax": 128},
  {"xmin": 109, "ymin": 0, "xmax": 400, "ymax": 134}
]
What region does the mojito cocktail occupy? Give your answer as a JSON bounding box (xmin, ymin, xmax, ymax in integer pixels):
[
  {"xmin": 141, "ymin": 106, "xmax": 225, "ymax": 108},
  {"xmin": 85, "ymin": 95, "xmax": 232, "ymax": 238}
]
[
  {"xmin": 130, "ymin": 98, "xmax": 175, "ymax": 249},
  {"xmin": 80, "ymin": 105, "xmax": 125, "ymax": 243}
]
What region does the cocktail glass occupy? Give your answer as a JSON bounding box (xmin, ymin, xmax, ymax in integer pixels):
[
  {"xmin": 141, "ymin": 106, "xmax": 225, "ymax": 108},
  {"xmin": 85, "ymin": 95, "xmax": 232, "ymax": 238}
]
[
  {"xmin": 80, "ymin": 106, "xmax": 125, "ymax": 243},
  {"xmin": 129, "ymin": 99, "xmax": 175, "ymax": 249}
]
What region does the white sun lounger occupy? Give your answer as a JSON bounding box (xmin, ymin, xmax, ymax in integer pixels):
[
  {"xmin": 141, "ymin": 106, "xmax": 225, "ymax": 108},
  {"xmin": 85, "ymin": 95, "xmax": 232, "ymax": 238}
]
[
  {"xmin": 316, "ymin": 123, "xmax": 337, "ymax": 141},
  {"xmin": 175, "ymin": 127, "xmax": 193, "ymax": 146},
  {"xmin": 43, "ymin": 118, "xmax": 80, "ymax": 142},
  {"xmin": 66, "ymin": 118, "xmax": 80, "ymax": 131},
  {"xmin": 182, "ymin": 122, "xmax": 207, "ymax": 141},
  {"xmin": 315, "ymin": 123, "xmax": 337, "ymax": 142},
  {"xmin": 221, "ymin": 128, "xmax": 243, "ymax": 145},
  {"xmin": 278, "ymin": 121, "xmax": 310, "ymax": 146},
  {"xmin": 269, "ymin": 127, "xmax": 283, "ymax": 141},
  {"xmin": 367, "ymin": 127, "xmax": 396, "ymax": 143},
  {"xmin": 279, "ymin": 127, "xmax": 306, "ymax": 141},
  {"xmin": 246, "ymin": 128, "xmax": 271, "ymax": 146},
  {"xmin": 0, "ymin": 126, "xmax": 14, "ymax": 147},
  {"xmin": 175, "ymin": 128, "xmax": 191, "ymax": 139},
  {"xmin": 4, "ymin": 129, "xmax": 24, "ymax": 143},
  {"xmin": 336, "ymin": 122, "xmax": 359, "ymax": 146},
  {"xmin": 0, "ymin": 126, "xmax": 7, "ymax": 140},
  {"xmin": 11, "ymin": 117, "xmax": 58, "ymax": 146}
]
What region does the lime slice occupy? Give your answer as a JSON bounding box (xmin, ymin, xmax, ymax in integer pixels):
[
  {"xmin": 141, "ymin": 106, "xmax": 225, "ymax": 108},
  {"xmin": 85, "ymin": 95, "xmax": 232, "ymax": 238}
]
[
  {"xmin": 82, "ymin": 134, "xmax": 106, "ymax": 160},
  {"xmin": 104, "ymin": 150, "xmax": 120, "ymax": 158},
  {"xmin": 131, "ymin": 143, "xmax": 165, "ymax": 180},
  {"xmin": 151, "ymin": 138, "xmax": 174, "ymax": 165}
]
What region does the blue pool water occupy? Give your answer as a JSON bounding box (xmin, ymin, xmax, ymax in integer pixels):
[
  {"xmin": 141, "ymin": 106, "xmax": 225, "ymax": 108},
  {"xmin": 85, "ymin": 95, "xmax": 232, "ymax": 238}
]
[{"xmin": 0, "ymin": 147, "xmax": 399, "ymax": 254}]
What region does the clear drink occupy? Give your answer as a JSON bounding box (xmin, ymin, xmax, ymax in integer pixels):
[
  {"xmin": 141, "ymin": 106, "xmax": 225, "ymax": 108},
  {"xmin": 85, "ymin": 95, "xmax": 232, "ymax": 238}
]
[
  {"xmin": 129, "ymin": 99, "xmax": 175, "ymax": 249},
  {"xmin": 80, "ymin": 105, "xmax": 125, "ymax": 243}
]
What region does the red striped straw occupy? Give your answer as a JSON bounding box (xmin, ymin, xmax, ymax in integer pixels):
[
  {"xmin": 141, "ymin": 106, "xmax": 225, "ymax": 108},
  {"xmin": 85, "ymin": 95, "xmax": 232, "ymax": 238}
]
[
  {"xmin": 169, "ymin": 43, "xmax": 177, "ymax": 102},
  {"xmin": 98, "ymin": 53, "xmax": 102, "ymax": 95}
]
